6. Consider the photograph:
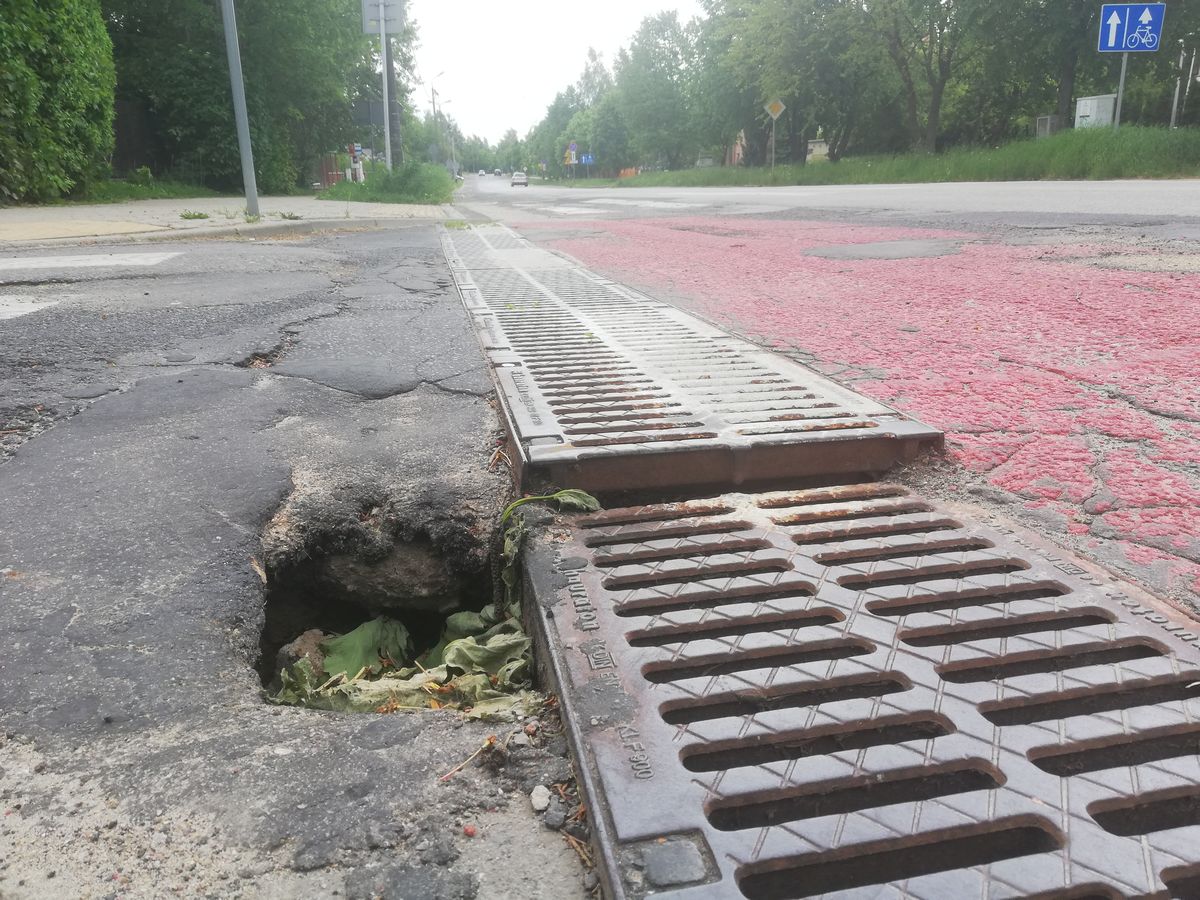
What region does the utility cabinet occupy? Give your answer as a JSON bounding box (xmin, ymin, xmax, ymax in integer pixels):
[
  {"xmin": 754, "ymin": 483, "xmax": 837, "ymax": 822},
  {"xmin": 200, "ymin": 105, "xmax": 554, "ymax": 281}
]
[{"xmin": 1076, "ymin": 94, "xmax": 1118, "ymax": 128}]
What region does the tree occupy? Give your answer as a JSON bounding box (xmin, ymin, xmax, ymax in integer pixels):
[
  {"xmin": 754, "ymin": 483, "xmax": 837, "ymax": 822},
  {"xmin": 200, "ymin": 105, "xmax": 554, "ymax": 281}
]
[
  {"xmin": 104, "ymin": 0, "xmax": 383, "ymax": 192},
  {"xmin": 616, "ymin": 12, "xmax": 695, "ymax": 168},
  {"xmin": 862, "ymin": 0, "xmax": 999, "ymax": 152},
  {"xmin": 576, "ymin": 48, "xmax": 614, "ymax": 107},
  {"xmin": 1, "ymin": 0, "xmax": 115, "ymax": 201}
]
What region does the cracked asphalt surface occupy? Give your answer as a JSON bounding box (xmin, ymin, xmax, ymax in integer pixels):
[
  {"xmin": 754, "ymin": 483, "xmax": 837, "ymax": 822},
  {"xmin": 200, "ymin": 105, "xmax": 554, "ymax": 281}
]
[{"xmin": 0, "ymin": 226, "xmax": 587, "ymax": 898}]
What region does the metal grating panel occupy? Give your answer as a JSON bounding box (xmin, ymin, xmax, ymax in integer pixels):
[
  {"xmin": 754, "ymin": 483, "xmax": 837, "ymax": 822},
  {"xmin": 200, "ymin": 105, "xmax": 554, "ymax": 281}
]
[
  {"xmin": 442, "ymin": 225, "xmax": 942, "ymax": 491},
  {"xmin": 523, "ymin": 483, "xmax": 1200, "ymax": 899}
]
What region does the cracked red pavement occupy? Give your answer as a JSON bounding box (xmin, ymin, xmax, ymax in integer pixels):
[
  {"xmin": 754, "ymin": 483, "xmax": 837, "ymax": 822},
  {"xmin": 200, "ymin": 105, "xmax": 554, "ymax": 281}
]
[{"xmin": 523, "ymin": 216, "xmax": 1200, "ymax": 610}]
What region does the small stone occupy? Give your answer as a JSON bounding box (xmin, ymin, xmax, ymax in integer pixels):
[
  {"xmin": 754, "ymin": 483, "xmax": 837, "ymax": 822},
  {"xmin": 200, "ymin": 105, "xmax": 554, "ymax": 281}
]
[
  {"xmin": 583, "ymin": 872, "xmax": 599, "ymax": 891},
  {"xmin": 530, "ymin": 785, "xmax": 551, "ymax": 813},
  {"xmin": 415, "ymin": 840, "xmax": 431, "ymax": 852},
  {"xmin": 543, "ymin": 799, "xmax": 567, "ymax": 831},
  {"xmin": 509, "ymin": 733, "xmax": 530, "ymax": 748},
  {"xmin": 643, "ymin": 840, "xmax": 707, "ymax": 888}
]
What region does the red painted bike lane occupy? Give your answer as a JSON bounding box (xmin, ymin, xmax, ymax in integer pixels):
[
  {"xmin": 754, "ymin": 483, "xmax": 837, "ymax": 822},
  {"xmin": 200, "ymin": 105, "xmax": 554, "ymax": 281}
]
[{"xmin": 522, "ymin": 216, "xmax": 1200, "ymax": 609}]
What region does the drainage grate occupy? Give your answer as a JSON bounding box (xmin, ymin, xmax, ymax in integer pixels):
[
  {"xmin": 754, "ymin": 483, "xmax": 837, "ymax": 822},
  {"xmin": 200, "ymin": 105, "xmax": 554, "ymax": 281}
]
[
  {"xmin": 523, "ymin": 483, "xmax": 1200, "ymax": 899},
  {"xmin": 442, "ymin": 225, "xmax": 942, "ymax": 491}
]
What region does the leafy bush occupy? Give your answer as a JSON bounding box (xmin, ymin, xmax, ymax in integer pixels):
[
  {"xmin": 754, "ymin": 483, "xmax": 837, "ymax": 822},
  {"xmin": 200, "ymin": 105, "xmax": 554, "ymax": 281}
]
[
  {"xmin": 320, "ymin": 163, "xmax": 457, "ymax": 204},
  {"xmin": 0, "ymin": 0, "xmax": 115, "ymax": 202}
]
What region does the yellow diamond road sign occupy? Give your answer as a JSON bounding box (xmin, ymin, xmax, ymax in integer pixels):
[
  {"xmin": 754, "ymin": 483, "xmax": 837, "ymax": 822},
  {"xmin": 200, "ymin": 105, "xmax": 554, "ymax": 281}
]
[{"xmin": 764, "ymin": 99, "xmax": 786, "ymax": 120}]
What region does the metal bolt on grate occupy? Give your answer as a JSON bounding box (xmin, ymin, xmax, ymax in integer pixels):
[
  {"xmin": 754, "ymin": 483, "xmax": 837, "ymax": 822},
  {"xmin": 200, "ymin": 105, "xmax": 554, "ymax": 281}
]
[
  {"xmin": 442, "ymin": 225, "xmax": 942, "ymax": 491},
  {"xmin": 522, "ymin": 483, "xmax": 1200, "ymax": 899}
]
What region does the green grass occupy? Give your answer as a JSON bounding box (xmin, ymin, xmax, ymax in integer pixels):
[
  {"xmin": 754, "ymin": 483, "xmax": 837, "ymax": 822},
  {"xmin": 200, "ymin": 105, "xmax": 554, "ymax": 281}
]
[
  {"xmin": 73, "ymin": 179, "xmax": 223, "ymax": 203},
  {"xmin": 319, "ymin": 162, "xmax": 456, "ymax": 204},
  {"xmin": 179, "ymin": 209, "xmax": 209, "ymax": 220},
  {"xmin": 566, "ymin": 127, "xmax": 1200, "ymax": 189}
]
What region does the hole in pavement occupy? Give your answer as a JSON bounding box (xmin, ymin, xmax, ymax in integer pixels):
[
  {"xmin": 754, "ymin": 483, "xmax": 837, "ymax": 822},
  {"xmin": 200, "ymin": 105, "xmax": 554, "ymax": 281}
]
[{"xmin": 255, "ymin": 534, "xmax": 493, "ymax": 689}]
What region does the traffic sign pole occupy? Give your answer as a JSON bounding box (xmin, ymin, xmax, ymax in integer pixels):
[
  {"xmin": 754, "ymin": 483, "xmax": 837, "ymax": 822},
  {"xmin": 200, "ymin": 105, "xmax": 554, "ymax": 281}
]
[
  {"xmin": 219, "ymin": 0, "xmax": 259, "ymax": 217},
  {"xmin": 1115, "ymin": 51, "xmax": 1129, "ymax": 129}
]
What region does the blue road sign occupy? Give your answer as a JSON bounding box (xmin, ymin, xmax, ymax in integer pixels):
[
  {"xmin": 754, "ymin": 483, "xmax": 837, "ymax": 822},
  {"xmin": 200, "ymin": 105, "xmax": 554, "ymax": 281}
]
[
  {"xmin": 1099, "ymin": 3, "xmax": 1165, "ymax": 52},
  {"xmin": 580, "ymin": 154, "xmax": 594, "ymax": 165}
]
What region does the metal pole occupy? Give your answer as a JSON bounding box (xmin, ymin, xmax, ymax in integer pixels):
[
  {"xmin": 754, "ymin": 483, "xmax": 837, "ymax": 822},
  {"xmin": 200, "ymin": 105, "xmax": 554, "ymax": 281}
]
[
  {"xmin": 219, "ymin": 0, "xmax": 258, "ymax": 216},
  {"xmin": 379, "ymin": 2, "xmax": 393, "ymax": 171},
  {"xmin": 1184, "ymin": 49, "xmax": 1198, "ymax": 117},
  {"xmin": 771, "ymin": 119, "xmax": 776, "ymax": 169},
  {"xmin": 1171, "ymin": 44, "xmax": 1186, "ymax": 128},
  {"xmin": 1114, "ymin": 52, "xmax": 1129, "ymax": 129}
]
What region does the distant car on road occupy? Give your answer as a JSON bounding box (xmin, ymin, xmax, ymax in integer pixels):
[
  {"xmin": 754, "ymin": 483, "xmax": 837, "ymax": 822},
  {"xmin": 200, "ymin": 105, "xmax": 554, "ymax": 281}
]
[
  {"xmin": 478, "ymin": 169, "xmax": 486, "ymax": 176},
  {"xmin": 494, "ymin": 168, "xmax": 502, "ymax": 176},
  {"xmin": 511, "ymin": 171, "xmax": 528, "ymax": 187}
]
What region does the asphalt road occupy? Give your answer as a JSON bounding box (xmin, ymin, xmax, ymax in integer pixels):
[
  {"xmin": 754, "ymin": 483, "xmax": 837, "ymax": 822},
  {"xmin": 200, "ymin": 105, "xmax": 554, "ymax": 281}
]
[
  {"xmin": 0, "ymin": 226, "xmax": 586, "ymax": 899},
  {"xmin": 461, "ymin": 173, "xmax": 1200, "ymax": 613}
]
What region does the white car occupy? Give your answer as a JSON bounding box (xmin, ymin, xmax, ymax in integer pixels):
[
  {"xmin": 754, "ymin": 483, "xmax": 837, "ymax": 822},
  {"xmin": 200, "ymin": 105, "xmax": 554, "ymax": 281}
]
[
  {"xmin": 477, "ymin": 169, "xmax": 486, "ymax": 176},
  {"xmin": 510, "ymin": 171, "xmax": 528, "ymax": 187}
]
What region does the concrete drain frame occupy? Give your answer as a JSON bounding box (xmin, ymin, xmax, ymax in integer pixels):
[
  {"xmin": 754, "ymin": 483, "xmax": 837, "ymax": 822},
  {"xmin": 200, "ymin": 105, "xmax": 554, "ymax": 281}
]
[
  {"xmin": 442, "ymin": 224, "xmax": 941, "ymax": 492},
  {"xmin": 523, "ymin": 484, "xmax": 1200, "ymax": 899}
]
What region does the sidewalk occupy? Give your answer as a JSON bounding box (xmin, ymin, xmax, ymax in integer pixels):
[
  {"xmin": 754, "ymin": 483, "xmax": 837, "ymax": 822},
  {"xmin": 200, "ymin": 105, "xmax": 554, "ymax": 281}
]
[{"xmin": 0, "ymin": 195, "xmax": 457, "ymax": 244}]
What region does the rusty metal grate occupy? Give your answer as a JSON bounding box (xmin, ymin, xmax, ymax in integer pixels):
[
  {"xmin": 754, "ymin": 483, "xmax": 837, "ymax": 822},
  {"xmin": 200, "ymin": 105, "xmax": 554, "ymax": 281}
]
[
  {"xmin": 523, "ymin": 483, "xmax": 1200, "ymax": 899},
  {"xmin": 442, "ymin": 225, "xmax": 942, "ymax": 490}
]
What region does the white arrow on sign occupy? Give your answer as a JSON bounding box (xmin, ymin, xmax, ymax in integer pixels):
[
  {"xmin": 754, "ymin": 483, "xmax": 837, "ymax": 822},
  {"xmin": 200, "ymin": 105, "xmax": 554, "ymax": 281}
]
[
  {"xmin": 1140, "ymin": 6, "xmax": 1154, "ymax": 24},
  {"xmin": 1107, "ymin": 9, "xmax": 1122, "ymax": 47}
]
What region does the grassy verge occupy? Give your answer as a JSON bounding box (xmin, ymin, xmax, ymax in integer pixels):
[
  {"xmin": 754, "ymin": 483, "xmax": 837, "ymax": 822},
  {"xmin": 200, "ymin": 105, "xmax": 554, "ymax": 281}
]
[
  {"xmin": 319, "ymin": 162, "xmax": 456, "ymax": 204},
  {"xmin": 72, "ymin": 179, "xmax": 223, "ymax": 203},
  {"xmin": 565, "ymin": 127, "xmax": 1200, "ymax": 188}
]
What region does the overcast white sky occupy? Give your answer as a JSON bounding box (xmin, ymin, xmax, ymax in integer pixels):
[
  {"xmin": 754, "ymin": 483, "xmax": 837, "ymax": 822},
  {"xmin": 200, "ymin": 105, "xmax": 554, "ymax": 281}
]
[{"xmin": 407, "ymin": 0, "xmax": 706, "ymax": 144}]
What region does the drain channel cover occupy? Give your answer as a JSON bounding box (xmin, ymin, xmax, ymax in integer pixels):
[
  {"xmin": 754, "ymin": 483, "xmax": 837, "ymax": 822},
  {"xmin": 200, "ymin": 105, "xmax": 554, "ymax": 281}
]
[
  {"xmin": 442, "ymin": 225, "xmax": 941, "ymax": 491},
  {"xmin": 523, "ymin": 483, "xmax": 1200, "ymax": 899}
]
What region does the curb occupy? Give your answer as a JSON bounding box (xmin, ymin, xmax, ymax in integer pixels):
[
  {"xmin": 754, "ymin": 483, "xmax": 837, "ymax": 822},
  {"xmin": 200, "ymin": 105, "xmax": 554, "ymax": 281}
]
[{"xmin": 0, "ymin": 204, "xmax": 464, "ymax": 249}]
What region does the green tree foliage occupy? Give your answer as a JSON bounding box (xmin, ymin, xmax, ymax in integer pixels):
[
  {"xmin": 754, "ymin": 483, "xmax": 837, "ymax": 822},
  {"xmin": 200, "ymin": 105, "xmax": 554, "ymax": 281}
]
[
  {"xmin": 0, "ymin": 0, "xmax": 116, "ymax": 201},
  {"xmin": 521, "ymin": 0, "xmax": 1200, "ymax": 170},
  {"xmin": 615, "ymin": 13, "xmax": 695, "ymax": 168},
  {"xmin": 104, "ymin": 0, "xmax": 389, "ymax": 192}
]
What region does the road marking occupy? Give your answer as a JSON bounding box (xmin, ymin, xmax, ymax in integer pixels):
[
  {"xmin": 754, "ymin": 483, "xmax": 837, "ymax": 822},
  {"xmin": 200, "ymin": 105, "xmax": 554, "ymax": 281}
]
[
  {"xmin": 0, "ymin": 294, "xmax": 58, "ymax": 320},
  {"xmin": 535, "ymin": 206, "xmax": 602, "ymax": 216},
  {"xmin": 0, "ymin": 251, "xmax": 181, "ymax": 271},
  {"xmin": 585, "ymin": 199, "xmax": 702, "ymax": 209}
]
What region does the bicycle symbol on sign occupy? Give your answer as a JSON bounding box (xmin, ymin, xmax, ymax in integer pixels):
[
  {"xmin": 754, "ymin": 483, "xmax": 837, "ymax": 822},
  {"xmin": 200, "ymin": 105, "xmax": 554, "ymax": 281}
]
[{"xmin": 1126, "ymin": 24, "xmax": 1159, "ymax": 49}]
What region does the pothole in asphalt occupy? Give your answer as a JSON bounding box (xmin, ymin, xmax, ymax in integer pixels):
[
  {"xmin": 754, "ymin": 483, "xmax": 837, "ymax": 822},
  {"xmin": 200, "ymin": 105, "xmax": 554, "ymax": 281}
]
[{"xmin": 256, "ymin": 531, "xmax": 494, "ymax": 689}]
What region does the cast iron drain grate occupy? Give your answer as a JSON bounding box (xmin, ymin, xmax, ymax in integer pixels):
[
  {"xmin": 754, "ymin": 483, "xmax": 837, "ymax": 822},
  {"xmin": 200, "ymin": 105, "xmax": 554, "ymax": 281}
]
[
  {"xmin": 523, "ymin": 483, "xmax": 1200, "ymax": 899},
  {"xmin": 442, "ymin": 225, "xmax": 942, "ymax": 491}
]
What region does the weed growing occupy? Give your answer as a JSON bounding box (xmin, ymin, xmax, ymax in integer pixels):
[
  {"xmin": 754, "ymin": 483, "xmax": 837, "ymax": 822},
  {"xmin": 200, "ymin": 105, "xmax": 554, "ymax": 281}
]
[{"xmin": 320, "ymin": 162, "xmax": 456, "ymax": 205}]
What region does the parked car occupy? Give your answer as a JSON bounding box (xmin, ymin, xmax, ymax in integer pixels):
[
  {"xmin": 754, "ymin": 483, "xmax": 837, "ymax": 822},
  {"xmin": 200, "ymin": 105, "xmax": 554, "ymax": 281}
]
[{"xmin": 510, "ymin": 171, "xmax": 528, "ymax": 187}]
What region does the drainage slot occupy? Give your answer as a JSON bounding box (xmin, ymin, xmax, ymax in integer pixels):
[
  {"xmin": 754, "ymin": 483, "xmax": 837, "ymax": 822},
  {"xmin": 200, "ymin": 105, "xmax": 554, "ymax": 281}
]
[
  {"xmin": 628, "ymin": 607, "xmax": 843, "ymax": 648},
  {"xmin": 1162, "ymin": 864, "xmax": 1200, "ymax": 898},
  {"xmin": 755, "ymin": 485, "xmax": 909, "ymax": 508},
  {"xmin": 644, "ymin": 638, "xmax": 873, "ymax": 684},
  {"xmin": 680, "ymin": 713, "xmax": 953, "ymax": 773},
  {"xmin": 707, "ymin": 760, "xmax": 1002, "ymax": 831},
  {"xmin": 603, "ymin": 559, "xmax": 790, "ymax": 591},
  {"xmin": 1029, "ymin": 723, "xmax": 1200, "ymax": 775},
  {"xmin": 735, "ymin": 818, "xmax": 1062, "ymax": 900},
  {"xmin": 867, "ymin": 582, "xmax": 1069, "ymax": 616},
  {"xmin": 593, "ymin": 536, "xmax": 770, "ymax": 567},
  {"xmin": 980, "ymin": 673, "xmax": 1200, "ymax": 726},
  {"xmin": 791, "ymin": 517, "xmax": 962, "ymax": 545},
  {"xmin": 815, "ymin": 537, "xmax": 994, "ymax": 565},
  {"xmin": 584, "ymin": 519, "xmax": 755, "ymax": 547},
  {"xmin": 615, "ymin": 583, "xmax": 814, "ymax": 618},
  {"xmin": 580, "ymin": 502, "xmax": 737, "ymax": 527},
  {"xmin": 901, "ymin": 607, "xmax": 1116, "ymax": 646},
  {"xmin": 1088, "ymin": 787, "xmax": 1200, "ymax": 836},
  {"xmin": 936, "ymin": 638, "xmax": 1166, "ymax": 683},
  {"xmin": 839, "ymin": 559, "xmax": 1030, "ymax": 589},
  {"xmin": 660, "ymin": 672, "xmax": 911, "ymax": 725},
  {"xmin": 769, "ymin": 500, "xmax": 934, "ymax": 527}
]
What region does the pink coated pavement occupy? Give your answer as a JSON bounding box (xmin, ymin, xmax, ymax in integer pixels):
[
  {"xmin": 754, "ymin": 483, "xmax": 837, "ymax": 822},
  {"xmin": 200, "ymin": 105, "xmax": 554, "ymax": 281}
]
[{"xmin": 523, "ymin": 216, "xmax": 1200, "ymax": 608}]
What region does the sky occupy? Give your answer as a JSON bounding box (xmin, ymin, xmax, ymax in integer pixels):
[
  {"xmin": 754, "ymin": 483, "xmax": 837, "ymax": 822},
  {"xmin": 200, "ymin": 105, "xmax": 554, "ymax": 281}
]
[{"xmin": 406, "ymin": 0, "xmax": 706, "ymax": 144}]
